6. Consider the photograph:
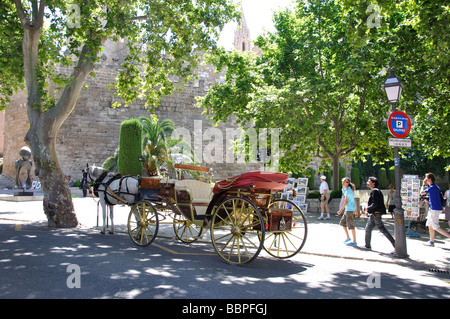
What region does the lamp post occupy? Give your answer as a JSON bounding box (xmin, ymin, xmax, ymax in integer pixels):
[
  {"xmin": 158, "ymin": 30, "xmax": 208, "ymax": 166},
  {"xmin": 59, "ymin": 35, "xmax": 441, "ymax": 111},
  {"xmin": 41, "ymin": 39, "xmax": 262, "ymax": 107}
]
[{"xmin": 382, "ymin": 71, "xmax": 408, "ymax": 258}]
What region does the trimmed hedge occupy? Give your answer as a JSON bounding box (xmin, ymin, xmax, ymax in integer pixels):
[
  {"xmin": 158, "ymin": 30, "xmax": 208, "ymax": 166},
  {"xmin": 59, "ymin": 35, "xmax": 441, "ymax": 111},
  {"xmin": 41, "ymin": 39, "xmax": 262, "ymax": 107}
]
[
  {"xmin": 379, "ymin": 167, "xmax": 388, "ymax": 189},
  {"xmin": 117, "ymin": 118, "xmax": 143, "ymax": 176},
  {"xmin": 351, "ymin": 167, "xmax": 360, "ymax": 189}
]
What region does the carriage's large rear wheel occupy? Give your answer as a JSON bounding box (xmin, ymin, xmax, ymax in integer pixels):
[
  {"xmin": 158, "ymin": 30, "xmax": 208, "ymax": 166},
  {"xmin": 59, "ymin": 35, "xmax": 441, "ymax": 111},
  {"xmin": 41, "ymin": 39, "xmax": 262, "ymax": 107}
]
[
  {"xmin": 263, "ymin": 199, "xmax": 307, "ymax": 258},
  {"xmin": 210, "ymin": 197, "xmax": 265, "ymax": 265},
  {"xmin": 128, "ymin": 200, "xmax": 159, "ymax": 246}
]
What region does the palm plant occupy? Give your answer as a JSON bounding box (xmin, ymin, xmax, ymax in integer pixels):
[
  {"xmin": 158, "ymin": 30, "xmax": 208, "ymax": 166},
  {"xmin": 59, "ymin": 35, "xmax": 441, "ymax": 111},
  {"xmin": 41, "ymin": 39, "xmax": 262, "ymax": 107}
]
[{"xmin": 139, "ymin": 115, "xmax": 195, "ymax": 176}]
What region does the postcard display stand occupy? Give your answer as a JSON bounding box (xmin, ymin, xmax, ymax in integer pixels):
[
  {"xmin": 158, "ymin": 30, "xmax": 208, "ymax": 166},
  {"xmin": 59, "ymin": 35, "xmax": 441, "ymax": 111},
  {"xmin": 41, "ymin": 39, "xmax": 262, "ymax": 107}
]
[
  {"xmin": 281, "ymin": 178, "xmax": 309, "ymax": 213},
  {"xmin": 401, "ymin": 175, "xmax": 421, "ymax": 237}
]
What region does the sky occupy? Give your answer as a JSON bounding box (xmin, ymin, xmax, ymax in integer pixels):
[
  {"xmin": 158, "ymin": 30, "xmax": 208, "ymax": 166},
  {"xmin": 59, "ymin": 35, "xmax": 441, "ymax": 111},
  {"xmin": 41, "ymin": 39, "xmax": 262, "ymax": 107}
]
[{"xmin": 217, "ymin": 0, "xmax": 296, "ymax": 50}]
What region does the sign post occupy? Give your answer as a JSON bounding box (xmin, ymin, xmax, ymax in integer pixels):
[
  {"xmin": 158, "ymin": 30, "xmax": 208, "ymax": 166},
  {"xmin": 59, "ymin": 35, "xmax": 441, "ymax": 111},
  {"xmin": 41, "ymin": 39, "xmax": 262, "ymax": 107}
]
[
  {"xmin": 388, "ymin": 111, "xmax": 411, "ymax": 138},
  {"xmin": 388, "ymin": 110, "xmax": 411, "ymax": 258}
]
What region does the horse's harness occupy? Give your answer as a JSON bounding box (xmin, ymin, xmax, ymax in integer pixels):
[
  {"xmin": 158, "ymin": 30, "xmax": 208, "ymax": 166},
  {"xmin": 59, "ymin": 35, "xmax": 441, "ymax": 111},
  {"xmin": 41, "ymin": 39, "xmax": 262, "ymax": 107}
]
[{"xmin": 89, "ymin": 170, "xmax": 140, "ymax": 205}]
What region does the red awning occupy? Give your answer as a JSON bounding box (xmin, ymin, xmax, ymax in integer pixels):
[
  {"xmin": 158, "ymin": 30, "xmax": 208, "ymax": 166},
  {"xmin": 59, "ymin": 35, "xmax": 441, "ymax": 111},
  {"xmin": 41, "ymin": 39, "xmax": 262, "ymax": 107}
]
[{"xmin": 213, "ymin": 171, "xmax": 289, "ymax": 194}]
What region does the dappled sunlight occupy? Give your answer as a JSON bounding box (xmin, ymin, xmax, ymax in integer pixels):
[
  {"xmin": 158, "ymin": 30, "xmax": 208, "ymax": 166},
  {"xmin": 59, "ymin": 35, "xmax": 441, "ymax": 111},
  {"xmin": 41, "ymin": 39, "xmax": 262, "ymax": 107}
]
[{"xmin": 0, "ymin": 220, "xmax": 448, "ymax": 299}]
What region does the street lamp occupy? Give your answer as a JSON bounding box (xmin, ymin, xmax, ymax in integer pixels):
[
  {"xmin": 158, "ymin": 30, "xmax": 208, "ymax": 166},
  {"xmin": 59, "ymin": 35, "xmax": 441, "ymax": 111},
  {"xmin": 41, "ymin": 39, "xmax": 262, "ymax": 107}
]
[
  {"xmin": 383, "ymin": 71, "xmax": 404, "ymax": 103},
  {"xmin": 383, "ymin": 70, "xmax": 408, "ymax": 258}
]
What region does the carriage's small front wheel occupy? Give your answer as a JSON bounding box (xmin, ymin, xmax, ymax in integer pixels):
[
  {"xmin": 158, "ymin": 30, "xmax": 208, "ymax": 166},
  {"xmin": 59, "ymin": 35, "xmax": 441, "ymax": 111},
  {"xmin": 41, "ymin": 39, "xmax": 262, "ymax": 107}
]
[
  {"xmin": 210, "ymin": 197, "xmax": 265, "ymax": 265},
  {"xmin": 173, "ymin": 214, "xmax": 203, "ymax": 243},
  {"xmin": 128, "ymin": 200, "xmax": 159, "ymax": 246}
]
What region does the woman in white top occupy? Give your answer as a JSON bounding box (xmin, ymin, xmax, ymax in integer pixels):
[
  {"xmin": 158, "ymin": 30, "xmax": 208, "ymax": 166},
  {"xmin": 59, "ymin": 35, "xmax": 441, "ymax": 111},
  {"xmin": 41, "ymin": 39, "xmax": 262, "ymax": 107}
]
[{"xmin": 318, "ymin": 175, "xmax": 330, "ymax": 220}]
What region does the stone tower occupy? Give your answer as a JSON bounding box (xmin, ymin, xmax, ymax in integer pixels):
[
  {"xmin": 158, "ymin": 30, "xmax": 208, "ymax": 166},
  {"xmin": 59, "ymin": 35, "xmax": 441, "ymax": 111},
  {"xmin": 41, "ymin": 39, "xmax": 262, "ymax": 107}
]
[{"xmin": 233, "ymin": 8, "xmax": 251, "ymax": 52}]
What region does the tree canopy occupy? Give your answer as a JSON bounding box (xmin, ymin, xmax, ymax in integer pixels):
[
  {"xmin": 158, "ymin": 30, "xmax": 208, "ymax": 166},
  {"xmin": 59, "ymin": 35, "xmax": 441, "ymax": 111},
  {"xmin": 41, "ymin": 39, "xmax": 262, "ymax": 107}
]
[
  {"xmin": 198, "ymin": 0, "xmax": 450, "ymax": 188},
  {"xmin": 1, "ymin": 0, "xmax": 239, "ymax": 227},
  {"xmin": 199, "ymin": 0, "xmax": 393, "ymax": 189}
]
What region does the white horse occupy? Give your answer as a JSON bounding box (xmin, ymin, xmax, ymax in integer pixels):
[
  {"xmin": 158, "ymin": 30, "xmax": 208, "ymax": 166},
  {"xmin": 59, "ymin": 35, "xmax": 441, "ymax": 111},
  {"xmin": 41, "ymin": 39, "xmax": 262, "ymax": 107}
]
[{"xmin": 89, "ymin": 165, "xmax": 140, "ymax": 234}]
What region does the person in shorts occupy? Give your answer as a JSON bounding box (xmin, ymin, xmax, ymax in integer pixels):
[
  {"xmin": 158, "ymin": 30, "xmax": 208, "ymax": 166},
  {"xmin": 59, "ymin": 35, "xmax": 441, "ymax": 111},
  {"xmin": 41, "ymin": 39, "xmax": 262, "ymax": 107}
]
[
  {"xmin": 420, "ymin": 173, "xmax": 450, "ymax": 246},
  {"xmin": 337, "ymin": 177, "xmax": 358, "ymax": 246},
  {"xmin": 318, "ymin": 175, "xmax": 330, "ymax": 220}
]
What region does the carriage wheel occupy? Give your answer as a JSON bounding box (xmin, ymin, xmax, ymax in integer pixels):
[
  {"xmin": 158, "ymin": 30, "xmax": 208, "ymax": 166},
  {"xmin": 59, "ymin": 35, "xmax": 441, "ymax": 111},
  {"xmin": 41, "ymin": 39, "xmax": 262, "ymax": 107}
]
[
  {"xmin": 128, "ymin": 200, "xmax": 159, "ymax": 246},
  {"xmin": 263, "ymin": 199, "xmax": 307, "ymax": 259},
  {"xmin": 173, "ymin": 214, "xmax": 203, "ymax": 243},
  {"xmin": 210, "ymin": 197, "xmax": 265, "ymax": 265}
]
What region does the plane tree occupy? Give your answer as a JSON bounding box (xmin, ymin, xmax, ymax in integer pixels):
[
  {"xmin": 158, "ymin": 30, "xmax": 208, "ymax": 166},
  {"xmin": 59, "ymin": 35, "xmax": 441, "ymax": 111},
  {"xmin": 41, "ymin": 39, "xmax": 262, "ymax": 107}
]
[
  {"xmin": 199, "ymin": 0, "xmax": 393, "ymax": 190},
  {"xmin": 1, "ymin": 0, "xmax": 239, "ymax": 227}
]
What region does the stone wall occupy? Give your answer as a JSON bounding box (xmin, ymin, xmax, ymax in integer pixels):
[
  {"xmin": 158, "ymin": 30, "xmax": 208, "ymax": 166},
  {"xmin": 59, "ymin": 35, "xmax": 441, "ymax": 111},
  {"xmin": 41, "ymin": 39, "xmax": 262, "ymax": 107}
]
[
  {"xmin": 2, "ymin": 56, "xmax": 262, "ymax": 183},
  {"xmin": 3, "ymin": 92, "xmax": 33, "ymax": 181}
]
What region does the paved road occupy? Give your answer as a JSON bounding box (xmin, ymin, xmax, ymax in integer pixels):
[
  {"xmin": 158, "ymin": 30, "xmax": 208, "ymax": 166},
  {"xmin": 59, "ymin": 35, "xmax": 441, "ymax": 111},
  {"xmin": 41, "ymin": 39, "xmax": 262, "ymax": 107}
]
[{"xmin": 0, "ymin": 196, "xmax": 449, "ymax": 302}]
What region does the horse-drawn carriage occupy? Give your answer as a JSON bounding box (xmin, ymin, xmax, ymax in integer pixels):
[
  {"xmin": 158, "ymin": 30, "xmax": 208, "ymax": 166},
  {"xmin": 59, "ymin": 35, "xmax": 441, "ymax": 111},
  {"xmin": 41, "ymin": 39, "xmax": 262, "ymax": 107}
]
[{"xmin": 91, "ymin": 164, "xmax": 307, "ymax": 265}]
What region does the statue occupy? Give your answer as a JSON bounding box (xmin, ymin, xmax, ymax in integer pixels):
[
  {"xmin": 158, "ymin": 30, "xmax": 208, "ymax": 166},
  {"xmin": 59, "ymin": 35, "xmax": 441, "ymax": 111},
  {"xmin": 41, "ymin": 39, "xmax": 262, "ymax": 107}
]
[{"xmin": 15, "ymin": 146, "xmax": 33, "ymax": 192}]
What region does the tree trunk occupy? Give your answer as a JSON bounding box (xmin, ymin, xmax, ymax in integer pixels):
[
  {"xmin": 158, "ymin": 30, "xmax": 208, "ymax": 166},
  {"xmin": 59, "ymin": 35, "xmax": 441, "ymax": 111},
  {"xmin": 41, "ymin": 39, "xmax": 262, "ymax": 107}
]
[
  {"xmin": 26, "ymin": 119, "xmax": 78, "ymax": 227},
  {"xmin": 17, "ymin": 7, "xmax": 105, "ymax": 227},
  {"xmin": 331, "ymin": 155, "xmax": 340, "ymax": 192}
]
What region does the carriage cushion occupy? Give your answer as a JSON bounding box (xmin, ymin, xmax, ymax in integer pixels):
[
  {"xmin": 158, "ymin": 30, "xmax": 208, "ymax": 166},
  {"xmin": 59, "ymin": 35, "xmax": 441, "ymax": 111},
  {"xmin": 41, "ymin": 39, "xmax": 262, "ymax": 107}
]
[
  {"xmin": 213, "ymin": 171, "xmax": 289, "ymax": 194},
  {"xmin": 175, "ymin": 180, "xmax": 213, "ymax": 205}
]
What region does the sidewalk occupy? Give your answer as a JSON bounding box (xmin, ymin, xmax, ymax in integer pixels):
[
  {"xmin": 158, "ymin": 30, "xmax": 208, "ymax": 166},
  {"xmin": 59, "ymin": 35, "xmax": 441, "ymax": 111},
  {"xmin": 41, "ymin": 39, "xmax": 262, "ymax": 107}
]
[{"xmin": 0, "ymin": 189, "xmax": 449, "ymax": 270}]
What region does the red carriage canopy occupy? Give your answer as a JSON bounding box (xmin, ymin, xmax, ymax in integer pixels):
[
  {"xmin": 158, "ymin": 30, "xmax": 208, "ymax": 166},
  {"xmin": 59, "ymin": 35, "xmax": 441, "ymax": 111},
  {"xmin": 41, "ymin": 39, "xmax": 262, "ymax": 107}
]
[{"xmin": 213, "ymin": 171, "xmax": 289, "ymax": 194}]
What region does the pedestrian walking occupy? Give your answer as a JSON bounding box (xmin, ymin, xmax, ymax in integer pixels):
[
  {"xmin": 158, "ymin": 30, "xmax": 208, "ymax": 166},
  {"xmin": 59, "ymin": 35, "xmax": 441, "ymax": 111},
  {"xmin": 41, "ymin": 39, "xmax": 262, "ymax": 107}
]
[
  {"xmin": 337, "ymin": 177, "xmax": 358, "ymax": 246},
  {"xmin": 364, "ymin": 176, "xmax": 395, "ymax": 251},
  {"xmin": 420, "ymin": 173, "xmax": 450, "ymax": 246},
  {"xmin": 318, "ymin": 175, "xmax": 330, "ymax": 220}
]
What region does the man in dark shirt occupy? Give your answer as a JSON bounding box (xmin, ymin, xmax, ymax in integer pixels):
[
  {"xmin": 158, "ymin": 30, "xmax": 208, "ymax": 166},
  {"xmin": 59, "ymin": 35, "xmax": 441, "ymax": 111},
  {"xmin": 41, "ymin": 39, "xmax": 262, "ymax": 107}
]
[{"xmin": 364, "ymin": 177, "xmax": 395, "ymax": 250}]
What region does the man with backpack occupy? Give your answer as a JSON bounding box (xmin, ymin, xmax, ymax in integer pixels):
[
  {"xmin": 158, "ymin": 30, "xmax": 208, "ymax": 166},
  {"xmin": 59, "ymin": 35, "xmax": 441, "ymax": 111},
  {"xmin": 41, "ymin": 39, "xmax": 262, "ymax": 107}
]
[
  {"xmin": 420, "ymin": 172, "xmax": 450, "ymax": 246},
  {"xmin": 364, "ymin": 176, "xmax": 396, "ymax": 251}
]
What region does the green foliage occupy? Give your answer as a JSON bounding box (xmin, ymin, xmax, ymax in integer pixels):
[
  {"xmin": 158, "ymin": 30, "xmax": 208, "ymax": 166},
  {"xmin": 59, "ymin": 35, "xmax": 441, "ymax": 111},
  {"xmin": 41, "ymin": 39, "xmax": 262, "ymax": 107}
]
[
  {"xmin": 351, "ymin": 167, "xmax": 360, "ymax": 189},
  {"xmin": 307, "ymin": 167, "xmax": 315, "ymax": 190},
  {"xmin": 339, "ymin": 166, "xmax": 346, "ymax": 190},
  {"xmin": 117, "ymin": 118, "xmax": 142, "ymax": 176},
  {"xmin": 330, "ymin": 189, "xmax": 343, "ymax": 199},
  {"xmin": 324, "ymin": 170, "xmax": 332, "ymax": 189},
  {"xmin": 102, "ymin": 156, "xmax": 116, "ymax": 171},
  {"xmin": 388, "ymin": 166, "xmax": 395, "ymax": 187},
  {"xmin": 197, "ymin": 0, "xmax": 450, "ymax": 180},
  {"xmin": 378, "ymin": 167, "xmax": 388, "ymax": 189},
  {"xmin": 371, "ymin": 0, "xmax": 450, "ymax": 160},
  {"xmin": 140, "ymin": 114, "xmax": 175, "ymax": 176},
  {"xmin": 102, "ymin": 155, "xmax": 118, "ymax": 172},
  {"xmin": 198, "ymin": 0, "xmax": 392, "ymax": 184},
  {"xmin": 140, "ymin": 114, "xmax": 197, "ymax": 176},
  {"xmin": 307, "ymin": 191, "xmax": 321, "ymax": 199},
  {"xmin": 0, "ymin": 1, "xmax": 24, "ymax": 110},
  {"xmin": 2, "ymin": 1, "xmax": 240, "ymax": 111},
  {"xmin": 400, "ymin": 147, "xmax": 449, "ymax": 178}
]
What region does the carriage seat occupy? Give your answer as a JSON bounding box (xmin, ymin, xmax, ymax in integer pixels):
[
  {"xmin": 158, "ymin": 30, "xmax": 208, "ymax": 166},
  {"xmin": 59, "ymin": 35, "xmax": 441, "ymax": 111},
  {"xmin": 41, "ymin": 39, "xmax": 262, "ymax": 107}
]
[{"xmin": 175, "ymin": 180, "xmax": 213, "ymax": 206}]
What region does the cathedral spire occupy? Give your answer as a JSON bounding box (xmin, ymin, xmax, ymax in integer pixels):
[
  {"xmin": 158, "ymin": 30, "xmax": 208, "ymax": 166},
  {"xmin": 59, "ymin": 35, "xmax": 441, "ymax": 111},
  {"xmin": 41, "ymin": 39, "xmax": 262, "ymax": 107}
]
[{"xmin": 233, "ymin": 6, "xmax": 251, "ymax": 52}]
